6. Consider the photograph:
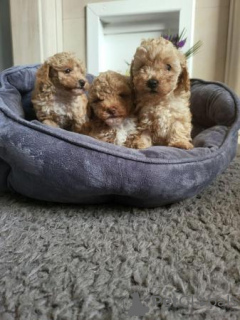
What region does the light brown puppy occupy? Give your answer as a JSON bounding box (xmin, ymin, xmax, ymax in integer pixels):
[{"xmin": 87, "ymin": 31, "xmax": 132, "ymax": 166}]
[
  {"xmin": 32, "ymin": 52, "xmax": 88, "ymax": 131},
  {"xmin": 80, "ymin": 71, "xmax": 151, "ymax": 149},
  {"xmin": 131, "ymin": 37, "xmax": 193, "ymax": 150}
]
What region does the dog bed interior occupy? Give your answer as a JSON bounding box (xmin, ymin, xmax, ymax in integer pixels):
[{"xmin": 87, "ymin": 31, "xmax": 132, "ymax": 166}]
[{"xmin": 0, "ymin": 65, "xmax": 239, "ymax": 207}]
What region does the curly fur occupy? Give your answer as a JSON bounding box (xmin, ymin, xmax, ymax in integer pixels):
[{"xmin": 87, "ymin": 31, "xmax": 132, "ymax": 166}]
[
  {"xmin": 131, "ymin": 37, "xmax": 193, "ymax": 149},
  {"xmin": 80, "ymin": 71, "xmax": 151, "ymax": 149},
  {"xmin": 32, "ymin": 52, "xmax": 88, "ymax": 131}
]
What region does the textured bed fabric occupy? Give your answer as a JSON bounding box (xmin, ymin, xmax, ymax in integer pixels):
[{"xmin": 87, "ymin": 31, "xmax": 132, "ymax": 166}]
[{"xmin": 0, "ymin": 65, "xmax": 239, "ymax": 207}]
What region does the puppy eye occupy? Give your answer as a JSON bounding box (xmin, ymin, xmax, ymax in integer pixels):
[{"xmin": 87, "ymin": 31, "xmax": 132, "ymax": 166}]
[
  {"xmin": 166, "ymin": 64, "xmax": 172, "ymax": 71},
  {"xmin": 64, "ymin": 68, "xmax": 72, "ymax": 74},
  {"xmin": 93, "ymin": 98, "xmax": 103, "ymax": 103},
  {"xmin": 119, "ymin": 93, "xmax": 128, "ymax": 98}
]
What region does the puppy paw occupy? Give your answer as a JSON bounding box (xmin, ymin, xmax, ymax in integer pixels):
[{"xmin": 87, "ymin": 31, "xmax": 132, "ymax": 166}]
[
  {"xmin": 130, "ymin": 139, "xmax": 151, "ymax": 149},
  {"xmin": 42, "ymin": 119, "xmax": 59, "ymax": 128},
  {"xmin": 169, "ymin": 140, "xmax": 194, "ymax": 150},
  {"xmin": 134, "ymin": 141, "xmax": 150, "ymax": 149},
  {"xmin": 127, "ymin": 133, "xmax": 152, "ymax": 149}
]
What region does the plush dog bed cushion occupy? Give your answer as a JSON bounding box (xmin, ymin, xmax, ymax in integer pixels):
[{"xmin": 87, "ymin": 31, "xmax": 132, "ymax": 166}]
[{"xmin": 0, "ymin": 65, "xmax": 239, "ymax": 207}]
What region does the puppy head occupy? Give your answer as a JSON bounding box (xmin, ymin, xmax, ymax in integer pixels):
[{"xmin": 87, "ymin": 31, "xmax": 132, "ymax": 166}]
[
  {"xmin": 88, "ymin": 71, "xmax": 133, "ymax": 127},
  {"xmin": 130, "ymin": 37, "xmax": 190, "ymax": 99},
  {"xmin": 37, "ymin": 52, "xmax": 88, "ymax": 94}
]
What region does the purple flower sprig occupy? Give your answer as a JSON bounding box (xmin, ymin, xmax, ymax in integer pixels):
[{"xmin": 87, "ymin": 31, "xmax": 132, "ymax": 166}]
[
  {"xmin": 162, "ymin": 32, "xmax": 187, "ymax": 49},
  {"xmin": 162, "ymin": 29, "xmax": 202, "ymax": 59}
]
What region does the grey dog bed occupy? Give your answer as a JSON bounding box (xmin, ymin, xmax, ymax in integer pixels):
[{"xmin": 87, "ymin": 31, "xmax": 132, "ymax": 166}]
[{"xmin": 0, "ymin": 65, "xmax": 239, "ymax": 207}]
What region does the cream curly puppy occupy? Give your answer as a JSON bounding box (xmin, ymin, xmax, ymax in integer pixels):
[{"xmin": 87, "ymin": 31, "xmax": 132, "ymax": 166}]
[
  {"xmin": 131, "ymin": 37, "xmax": 193, "ymax": 149},
  {"xmin": 32, "ymin": 52, "xmax": 88, "ymax": 131},
  {"xmin": 80, "ymin": 71, "xmax": 151, "ymax": 149}
]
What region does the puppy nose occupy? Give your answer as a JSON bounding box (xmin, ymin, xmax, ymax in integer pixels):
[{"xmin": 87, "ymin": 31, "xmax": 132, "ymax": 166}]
[
  {"xmin": 147, "ymin": 79, "xmax": 159, "ymax": 89},
  {"xmin": 79, "ymin": 79, "xmax": 86, "ymax": 88},
  {"xmin": 107, "ymin": 108, "xmax": 116, "ymax": 116}
]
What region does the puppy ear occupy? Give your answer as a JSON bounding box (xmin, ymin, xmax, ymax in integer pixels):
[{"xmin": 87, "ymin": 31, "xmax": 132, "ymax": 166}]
[
  {"xmin": 36, "ymin": 62, "xmax": 52, "ymax": 90},
  {"xmin": 87, "ymin": 102, "xmax": 94, "ymax": 120},
  {"xmin": 176, "ymin": 58, "xmax": 190, "ymax": 93},
  {"xmin": 130, "ymin": 45, "xmax": 148, "ymax": 77}
]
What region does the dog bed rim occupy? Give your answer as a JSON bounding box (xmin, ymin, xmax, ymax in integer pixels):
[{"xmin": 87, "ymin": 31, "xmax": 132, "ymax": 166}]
[{"xmin": 0, "ymin": 64, "xmax": 239, "ymax": 165}]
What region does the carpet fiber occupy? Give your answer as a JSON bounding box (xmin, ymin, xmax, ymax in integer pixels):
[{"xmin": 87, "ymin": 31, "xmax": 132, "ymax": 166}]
[{"xmin": 0, "ymin": 151, "xmax": 240, "ymax": 320}]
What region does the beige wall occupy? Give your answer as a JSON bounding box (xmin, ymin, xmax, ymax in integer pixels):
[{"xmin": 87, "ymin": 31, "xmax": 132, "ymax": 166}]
[
  {"xmin": 10, "ymin": 0, "xmax": 41, "ymax": 65},
  {"xmin": 63, "ymin": 0, "xmax": 230, "ymax": 81},
  {"xmin": 225, "ymin": 0, "xmax": 240, "ymax": 95},
  {"xmin": 192, "ymin": 0, "xmax": 230, "ymax": 81},
  {"xmin": 62, "ymin": 0, "xmax": 119, "ymax": 65}
]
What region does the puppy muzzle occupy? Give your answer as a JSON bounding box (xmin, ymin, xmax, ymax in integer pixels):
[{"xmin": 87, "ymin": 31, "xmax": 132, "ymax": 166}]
[
  {"xmin": 79, "ymin": 79, "xmax": 86, "ymax": 88},
  {"xmin": 147, "ymin": 79, "xmax": 159, "ymax": 91}
]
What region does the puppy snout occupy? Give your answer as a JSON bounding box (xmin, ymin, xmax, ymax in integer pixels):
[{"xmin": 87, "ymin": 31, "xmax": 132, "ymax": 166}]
[
  {"xmin": 106, "ymin": 107, "xmax": 117, "ymax": 116},
  {"xmin": 147, "ymin": 79, "xmax": 159, "ymax": 89},
  {"xmin": 79, "ymin": 79, "xmax": 86, "ymax": 88}
]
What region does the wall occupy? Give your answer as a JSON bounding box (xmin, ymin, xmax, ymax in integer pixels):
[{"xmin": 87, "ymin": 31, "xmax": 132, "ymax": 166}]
[
  {"xmin": 10, "ymin": 0, "xmax": 63, "ymax": 66},
  {"xmin": 63, "ymin": 0, "xmax": 230, "ymax": 82},
  {"xmin": 0, "ymin": 0, "xmax": 13, "ymax": 71},
  {"xmin": 62, "ymin": 0, "xmax": 118, "ymax": 66},
  {"xmin": 10, "ymin": 0, "xmax": 41, "ymax": 65},
  {"xmin": 192, "ymin": 0, "xmax": 230, "ymax": 81},
  {"xmin": 224, "ymin": 0, "xmax": 240, "ymax": 95}
]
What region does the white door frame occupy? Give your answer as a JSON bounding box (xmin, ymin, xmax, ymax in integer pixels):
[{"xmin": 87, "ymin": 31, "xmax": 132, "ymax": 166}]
[{"xmin": 87, "ymin": 0, "xmax": 196, "ymax": 75}]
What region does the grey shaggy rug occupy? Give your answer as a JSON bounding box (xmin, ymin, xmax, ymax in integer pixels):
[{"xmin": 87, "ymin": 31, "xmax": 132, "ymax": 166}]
[{"xmin": 0, "ymin": 151, "xmax": 240, "ymax": 320}]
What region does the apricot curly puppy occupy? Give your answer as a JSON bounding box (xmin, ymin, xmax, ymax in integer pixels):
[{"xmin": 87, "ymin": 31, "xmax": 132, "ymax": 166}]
[
  {"xmin": 80, "ymin": 71, "xmax": 151, "ymax": 149},
  {"xmin": 32, "ymin": 52, "xmax": 88, "ymax": 131},
  {"xmin": 131, "ymin": 37, "xmax": 193, "ymax": 150}
]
